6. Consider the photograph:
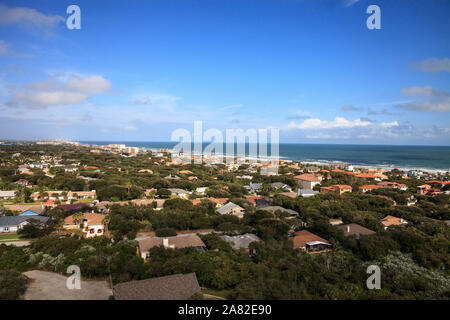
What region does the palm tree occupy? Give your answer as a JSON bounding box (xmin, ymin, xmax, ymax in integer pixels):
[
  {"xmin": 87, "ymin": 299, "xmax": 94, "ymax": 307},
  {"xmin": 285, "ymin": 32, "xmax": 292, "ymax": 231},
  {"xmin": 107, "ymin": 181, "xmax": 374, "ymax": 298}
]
[{"xmin": 72, "ymin": 212, "xmax": 85, "ymax": 229}]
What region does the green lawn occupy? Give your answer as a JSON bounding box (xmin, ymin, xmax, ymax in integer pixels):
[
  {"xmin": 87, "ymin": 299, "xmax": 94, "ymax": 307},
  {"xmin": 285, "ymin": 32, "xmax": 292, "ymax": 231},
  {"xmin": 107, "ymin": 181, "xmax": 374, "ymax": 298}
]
[{"xmin": 0, "ymin": 234, "xmax": 22, "ymax": 242}]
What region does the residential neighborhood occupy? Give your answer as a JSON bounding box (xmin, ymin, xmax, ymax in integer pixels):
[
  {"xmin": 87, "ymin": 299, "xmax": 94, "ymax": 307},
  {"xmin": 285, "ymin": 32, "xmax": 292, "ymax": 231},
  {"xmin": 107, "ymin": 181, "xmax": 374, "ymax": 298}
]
[{"xmin": 0, "ymin": 141, "xmax": 449, "ymax": 301}]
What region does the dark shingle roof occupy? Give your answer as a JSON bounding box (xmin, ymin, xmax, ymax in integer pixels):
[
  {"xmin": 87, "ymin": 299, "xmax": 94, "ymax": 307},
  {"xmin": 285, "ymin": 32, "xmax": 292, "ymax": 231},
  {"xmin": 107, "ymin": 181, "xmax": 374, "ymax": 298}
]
[
  {"xmin": 260, "ymin": 206, "xmax": 299, "ymax": 216},
  {"xmin": 220, "ymin": 233, "xmax": 261, "ymax": 250},
  {"xmin": 113, "ymin": 273, "xmax": 201, "ymax": 300},
  {"xmin": 336, "ymin": 223, "xmax": 376, "ymax": 237},
  {"xmin": 0, "ymin": 215, "xmax": 49, "ymax": 227}
]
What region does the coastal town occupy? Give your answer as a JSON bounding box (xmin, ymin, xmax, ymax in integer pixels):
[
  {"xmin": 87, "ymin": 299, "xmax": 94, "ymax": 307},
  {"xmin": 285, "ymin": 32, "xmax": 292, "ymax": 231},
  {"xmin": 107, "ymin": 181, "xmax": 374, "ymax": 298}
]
[{"xmin": 0, "ymin": 141, "xmax": 449, "ymax": 300}]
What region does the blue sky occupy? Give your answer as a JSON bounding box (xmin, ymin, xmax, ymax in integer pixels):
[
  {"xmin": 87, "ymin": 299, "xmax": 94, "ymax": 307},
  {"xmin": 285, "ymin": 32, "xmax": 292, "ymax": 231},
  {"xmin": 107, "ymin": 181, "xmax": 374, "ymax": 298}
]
[{"xmin": 0, "ymin": 0, "xmax": 449, "ymax": 145}]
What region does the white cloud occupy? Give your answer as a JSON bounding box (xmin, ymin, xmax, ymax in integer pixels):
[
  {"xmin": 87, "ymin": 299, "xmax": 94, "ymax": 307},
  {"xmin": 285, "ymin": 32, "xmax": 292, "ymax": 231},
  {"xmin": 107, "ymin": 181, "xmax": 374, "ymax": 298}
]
[
  {"xmin": 287, "ymin": 110, "xmax": 312, "ymax": 120},
  {"xmin": 400, "ymin": 86, "xmax": 436, "ymax": 97},
  {"xmin": 14, "ymin": 90, "xmax": 88, "ymax": 107},
  {"xmin": 413, "ymin": 58, "xmax": 450, "ymax": 73},
  {"xmin": 123, "ymin": 125, "xmax": 137, "ymax": 132},
  {"xmin": 0, "ymin": 40, "xmax": 9, "ymax": 55},
  {"xmin": 380, "ymin": 121, "xmax": 399, "ymax": 128},
  {"xmin": 0, "ymin": 4, "xmax": 64, "ymax": 30},
  {"xmin": 8, "ymin": 74, "xmax": 112, "ymax": 108},
  {"xmin": 397, "ymin": 86, "xmax": 450, "ymax": 112},
  {"xmin": 287, "ymin": 117, "xmax": 371, "ymax": 130},
  {"xmin": 341, "ymin": 104, "xmax": 360, "ymax": 111},
  {"xmin": 65, "ymin": 75, "xmax": 112, "ymax": 94},
  {"xmin": 131, "ymin": 93, "xmax": 180, "ymax": 113}
]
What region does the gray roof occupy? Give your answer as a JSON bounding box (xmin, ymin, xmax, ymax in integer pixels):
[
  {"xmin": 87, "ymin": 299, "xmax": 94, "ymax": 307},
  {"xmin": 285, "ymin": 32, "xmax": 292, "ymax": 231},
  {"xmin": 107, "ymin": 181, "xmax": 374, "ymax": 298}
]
[
  {"xmin": 260, "ymin": 206, "xmax": 299, "ymax": 216},
  {"xmin": 336, "ymin": 223, "xmax": 376, "ymax": 238},
  {"xmin": 220, "ymin": 233, "xmax": 261, "ymax": 250},
  {"xmin": 298, "ymin": 189, "xmax": 319, "ymax": 197},
  {"xmin": 168, "ymin": 188, "xmax": 189, "ymax": 195},
  {"xmin": 0, "ymin": 215, "xmax": 49, "ymax": 227},
  {"xmin": 113, "ymin": 273, "xmax": 201, "ymax": 300},
  {"xmin": 216, "ymin": 202, "xmax": 244, "ymax": 215},
  {"xmin": 270, "ymin": 182, "xmax": 290, "ymax": 190},
  {"xmin": 245, "ymin": 183, "xmax": 262, "ymax": 193}
]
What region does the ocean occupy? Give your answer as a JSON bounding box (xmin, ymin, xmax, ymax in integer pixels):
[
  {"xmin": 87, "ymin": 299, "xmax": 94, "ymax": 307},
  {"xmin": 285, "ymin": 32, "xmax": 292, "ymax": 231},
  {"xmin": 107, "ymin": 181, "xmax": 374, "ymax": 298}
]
[{"xmin": 79, "ymin": 141, "xmax": 450, "ymax": 172}]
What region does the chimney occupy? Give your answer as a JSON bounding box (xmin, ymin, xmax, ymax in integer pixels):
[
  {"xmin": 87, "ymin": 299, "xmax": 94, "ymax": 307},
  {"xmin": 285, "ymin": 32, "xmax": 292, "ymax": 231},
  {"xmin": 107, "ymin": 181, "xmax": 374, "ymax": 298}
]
[
  {"xmin": 400, "ymin": 218, "xmax": 403, "ymax": 223},
  {"xmin": 347, "ymin": 225, "xmax": 350, "ymax": 233},
  {"xmin": 162, "ymin": 238, "xmax": 174, "ymax": 249}
]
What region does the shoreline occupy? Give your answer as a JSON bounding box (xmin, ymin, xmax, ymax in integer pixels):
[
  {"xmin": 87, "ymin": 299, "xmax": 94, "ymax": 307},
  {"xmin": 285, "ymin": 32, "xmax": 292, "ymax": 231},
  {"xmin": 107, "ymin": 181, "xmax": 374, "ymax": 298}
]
[{"xmin": 80, "ymin": 141, "xmax": 450, "ymax": 173}]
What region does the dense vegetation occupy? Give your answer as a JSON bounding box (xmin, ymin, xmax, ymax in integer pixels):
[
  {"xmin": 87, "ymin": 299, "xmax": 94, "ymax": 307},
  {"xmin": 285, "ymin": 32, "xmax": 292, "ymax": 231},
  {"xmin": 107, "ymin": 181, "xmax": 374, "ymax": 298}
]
[{"xmin": 0, "ymin": 143, "xmax": 449, "ymax": 299}]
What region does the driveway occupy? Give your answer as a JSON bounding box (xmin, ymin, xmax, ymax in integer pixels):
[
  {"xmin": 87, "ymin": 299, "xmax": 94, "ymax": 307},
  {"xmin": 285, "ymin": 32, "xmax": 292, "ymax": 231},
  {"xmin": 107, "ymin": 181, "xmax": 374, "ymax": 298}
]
[{"xmin": 23, "ymin": 270, "xmax": 112, "ymax": 300}]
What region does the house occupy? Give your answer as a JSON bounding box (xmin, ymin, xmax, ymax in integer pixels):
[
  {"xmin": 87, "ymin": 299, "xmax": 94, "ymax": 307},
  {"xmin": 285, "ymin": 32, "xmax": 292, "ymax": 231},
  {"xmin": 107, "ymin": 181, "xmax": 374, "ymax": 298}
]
[
  {"xmin": 219, "ymin": 233, "xmax": 261, "ymax": 255},
  {"xmin": 320, "ymin": 185, "xmax": 352, "ymax": 195},
  {"xmin": 0, "ymin": 215, "xmax": 49, "ymax": 233},
  {"xmin": 245, "ymin": 196, "xmax": 262, "ymax": 206},
  {"xmin": 260, "ymin": 206, "xmax": 299, "ymax": 217},
  {"xmin": 336, "ymin": 223, "xmax": 376, "ymax": 239},
  {"xmin": 84, "ymin": 166, "xmax": 99, "ymax": 170},
  {"xmin": 356, "ymin": 173, "xmax": 379, "ymax": 181},
  {"xmin": 260, "ymin": 165, "xmax": 279, "ymax": 176},
  {"xmin": 425, "ymin": 180, "xmax": 450, "ymax": 188},
  {"xmin": 417, "ymin": 184, "xmax": 431, "ymax": 195},
  {"xmin": 12, "ymin": 179, "xmax": 33, "ymax": 187},
  {"xmin": 294, "ymin": 174, "xmax": 323, "ymax": 190},
  {"xmin": 77, "ymin": 176, "xmax": 97, "ymax": 184},
  {"xmin": 138, "ymin": 169, "xmax": 153, "ymax": 174},
  {"xmin": 359, "ymin": 185, "xmax": 382, "ymax": 193},
  {"xmin": 255, "ymin": 198, "xmax": 270, "ymax": 208},
  {"xmin": 270, "ymin": 182, "xmax": 291, "ymax": 191},
  {"xmin": 305, "ymin": 166, "xmax": 320, "ymax": 173},
  {"xmin": 113, "ymin": 273, "xmax": 201, "ymax": 300},
  {"xmin": 237, "ymin": 175, "xmax": 253, "ymax": 180},
  {"xmin": 4, "ymin": 204, "xmax": 46, "ymax": 215},
  {"xmin": 216, "ymin": 202, "xmax": 245, "ymax": 218},
  {"xmin": 378, "ymin": 181, "xmax": 408, "ymax": 191},
  {"xmin": 31, "ymin": 191, "xmax": 65, "ymax": 201},
  {"xmin": 138, "ymin": 234, "xmax": 206, "ymax": 259},
  {"xmin": 244, "ymin": 183, "xmax": 262, "ymax": 194},
  {"xmin": 67, "ymin": 190, "xmax": 96, "ymax": 200},
  {"xmin": 205, "ymin": 197, "xmax": 229, "ymax": 208},
  {"xmin": 278, "ymin": 191, "xmax": 298, "ymax": 198},
  {"xmin": 168, "ymin": 188, "xmax": 190, "ymax": 199},
  {"xmin": 63, "ymin": 165, "xmax": 79, "ymax": 172},
  {"xmin": 329, "ymin": 218, "xmax": 343, "ymax": 226},
  {"xmin": 0, "ymin": 191, "xmax": 16, "ymax": 200},
  {"xmin": 290, "ymin": 230, "xmax": 332, "ymax": 253},
  {"xmin": 195, "ymin": 187, "xmax": 207, "ymax": 195},
  {"xmin": 29, "ymin": 162, "xmax": 49, "ymax": 169},
  {"xmin": 179, "ymin": 170, "xmax": 193, "ymax": 175},
  {"xmin": 63, "ymin": 212, "xmax": 107, "ymax": 237},
  {"xmin": 297, "ymin": 189, "xmax": 319, "ymax": 197},
  {"xmin": 164, "ymin": 174, "xmax": 180, "ymax": 180},
  {"xmin": 380, "ymin": 215, "xmax": 408, "ymax": 230}
]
